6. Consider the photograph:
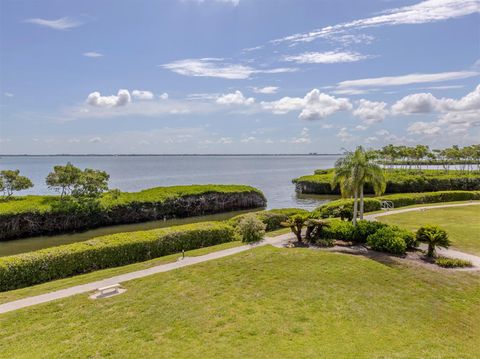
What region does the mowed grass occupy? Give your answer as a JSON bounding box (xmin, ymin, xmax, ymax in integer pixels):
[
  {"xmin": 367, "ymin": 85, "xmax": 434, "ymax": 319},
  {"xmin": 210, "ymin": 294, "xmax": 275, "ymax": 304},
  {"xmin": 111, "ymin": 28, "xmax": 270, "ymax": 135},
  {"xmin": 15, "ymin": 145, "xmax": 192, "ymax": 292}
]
[
  {"xmin": 379, "ymin": 205, "xmax": 480, "ymax": 255},
  {"xmin": 0, "ymin": 240, "xmax": 243, "ymax": 305},
  {"xmin": 1, "ymin": 246, "xmax": 479, "ymax": 358}
]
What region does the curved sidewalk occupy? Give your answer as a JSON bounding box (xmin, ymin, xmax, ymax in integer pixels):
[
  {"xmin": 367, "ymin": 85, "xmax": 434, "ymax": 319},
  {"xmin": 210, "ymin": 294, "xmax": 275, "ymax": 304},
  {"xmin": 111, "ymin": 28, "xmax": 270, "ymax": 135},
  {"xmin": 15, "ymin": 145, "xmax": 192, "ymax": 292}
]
[
  {"xmin": 0, "ymin": 233, "xmax": 294, "ymax": 314},
  {"xmin": 364, "ymin": 201, "xmax": 480, "ymax": 220}
]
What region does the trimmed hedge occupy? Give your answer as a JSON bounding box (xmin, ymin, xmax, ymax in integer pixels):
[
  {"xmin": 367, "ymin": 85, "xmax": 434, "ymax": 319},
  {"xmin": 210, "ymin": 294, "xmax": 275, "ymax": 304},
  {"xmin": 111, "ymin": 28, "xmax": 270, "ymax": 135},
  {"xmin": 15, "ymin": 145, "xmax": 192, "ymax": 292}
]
[
  {"xmin": 0, "ymin": 221, "xmax": 235, "ymax": 291},
  {"xmin": 366, "ymin": 228, "xmax": 407, "ymax": 255},
  {"xmin": 0, "ymin": 184, "xmax": 266, "ymax": 240},
  {"xmin": 315, "ymin": 191, "xmax": 480, "ymax": 219},
  {"xmin": 228, "ymin": 208, "xmax": 309, "ymax": 232},
  {"xmin": 293, "ymin": 169, "xmax": 480, "ymax": 194}
]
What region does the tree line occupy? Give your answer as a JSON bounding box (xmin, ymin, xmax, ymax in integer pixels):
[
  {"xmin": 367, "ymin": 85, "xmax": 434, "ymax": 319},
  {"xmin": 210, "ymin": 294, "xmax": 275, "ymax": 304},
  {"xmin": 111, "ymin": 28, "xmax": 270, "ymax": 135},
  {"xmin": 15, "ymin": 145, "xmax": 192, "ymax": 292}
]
[
  {"xmin": 0, "ymin": 163, "xmax": 110, "ymax": 207},
  {"xmin": 373, "ymin": 144, "xmax": 480, "ymax": 172}
]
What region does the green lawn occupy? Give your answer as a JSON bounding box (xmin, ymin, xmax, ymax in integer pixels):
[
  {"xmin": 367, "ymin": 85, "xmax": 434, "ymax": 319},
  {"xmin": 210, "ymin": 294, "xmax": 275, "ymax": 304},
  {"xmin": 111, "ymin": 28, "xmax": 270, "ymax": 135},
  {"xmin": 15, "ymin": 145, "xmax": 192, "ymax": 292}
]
[
  {"xmin": 1, "ymin": 246, "xmax": 479, "ymax": 358},
  {"xmin": 378, "ymin": 205, "xmax": 480, "ymax": 255}
]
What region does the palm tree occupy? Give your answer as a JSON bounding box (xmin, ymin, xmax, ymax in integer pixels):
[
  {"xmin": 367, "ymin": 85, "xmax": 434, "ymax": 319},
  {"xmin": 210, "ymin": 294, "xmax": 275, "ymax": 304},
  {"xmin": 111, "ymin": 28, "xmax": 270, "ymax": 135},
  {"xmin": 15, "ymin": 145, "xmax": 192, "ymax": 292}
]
[
  {"xmin": 331, "ymin": 146, "xmax": 386, "ymax": 226},
  {"xmin": 416, "ymin": 225, "xmax": 450, "ymax": 258}
]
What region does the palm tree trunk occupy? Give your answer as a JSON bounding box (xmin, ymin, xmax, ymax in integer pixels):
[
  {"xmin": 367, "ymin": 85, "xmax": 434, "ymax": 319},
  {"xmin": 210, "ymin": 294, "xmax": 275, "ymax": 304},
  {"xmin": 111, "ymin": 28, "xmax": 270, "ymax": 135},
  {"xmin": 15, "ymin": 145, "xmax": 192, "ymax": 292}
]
[
  {"xmin": 359, "ymin": 185, "xmax": 364, "ymax": 220},
  {"xmin": 353, "ymin": 188, "xmax": 358, "ymax": 226}
]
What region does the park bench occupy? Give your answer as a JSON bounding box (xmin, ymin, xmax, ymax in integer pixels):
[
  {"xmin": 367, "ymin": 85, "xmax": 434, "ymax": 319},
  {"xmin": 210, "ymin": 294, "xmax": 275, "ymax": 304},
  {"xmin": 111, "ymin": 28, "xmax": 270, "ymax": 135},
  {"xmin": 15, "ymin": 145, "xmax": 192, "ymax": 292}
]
[
  {"xmin": 96, "ymin": 284, "xmax": 122, "ymax": 297},
  {"xmin": 381, "ymin": 200, "xmax": 394, "ymax": 211}
]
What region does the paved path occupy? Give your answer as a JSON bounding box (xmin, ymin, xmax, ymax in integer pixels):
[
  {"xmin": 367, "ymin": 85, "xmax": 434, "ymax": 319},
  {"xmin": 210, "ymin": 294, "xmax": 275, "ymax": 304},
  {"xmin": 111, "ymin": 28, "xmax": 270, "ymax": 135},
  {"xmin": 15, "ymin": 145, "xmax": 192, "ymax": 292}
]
[
  {"xmin": 365, "ymin": 201, "xmax": 480, "ymax": 268},
  {"xmin": 364, "ymin": 201, "xmax": 480, "ymax": 220},
  {"xmin": 0, "ymin": 233, "xmax": 294, "ymax": 314}
]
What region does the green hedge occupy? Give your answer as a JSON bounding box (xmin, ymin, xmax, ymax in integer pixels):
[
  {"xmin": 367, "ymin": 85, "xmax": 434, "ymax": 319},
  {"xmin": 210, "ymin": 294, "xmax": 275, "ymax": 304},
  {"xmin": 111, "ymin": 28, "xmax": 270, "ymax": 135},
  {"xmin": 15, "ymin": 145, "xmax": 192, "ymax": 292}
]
[
  {"xmin": 0, "ymin": 222, "xmax": 235, "ymax": 291},
  {"xmin": 315, "ymin": 191, "xmax": 480, "ymax": 219},
  {"xmin": 293, "ymin": 169, "xmax": 480, "ymax": 194},
  {"xmin": 228, "ymin": 208, "xmax": 309, "ymax": 231}
]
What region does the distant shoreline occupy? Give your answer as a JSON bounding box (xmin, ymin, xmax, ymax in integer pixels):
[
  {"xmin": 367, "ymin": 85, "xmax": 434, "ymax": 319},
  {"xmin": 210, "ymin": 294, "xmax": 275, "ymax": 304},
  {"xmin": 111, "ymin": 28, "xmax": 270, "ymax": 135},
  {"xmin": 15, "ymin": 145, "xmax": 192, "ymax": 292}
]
[{"xmin": 0, "ymin": 153, "xmax": 341, "ymax": 157}]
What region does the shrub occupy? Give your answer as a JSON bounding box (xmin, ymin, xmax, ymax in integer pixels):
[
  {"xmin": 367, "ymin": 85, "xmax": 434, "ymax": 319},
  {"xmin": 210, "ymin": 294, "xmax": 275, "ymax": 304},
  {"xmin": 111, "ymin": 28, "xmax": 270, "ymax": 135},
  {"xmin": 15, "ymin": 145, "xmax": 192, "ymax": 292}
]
[
  {"xmin": 229, "ymin": 208, "xmax": 309, "ymax": 232},
  {"xmin": 316, "ymin": 198, "xmax": 381, "ymax": 219},
  {"xmin": 434, "ymin": 257, "xmax": 473, "ymax": 268},
  {"xmin": 236, "ymin": 213, "xmax": 266, "ymax": 243},
  {"xmin": 352, "ymin": 220, "xmax": 388, "ymax": 243},
  {"xmin": 319, "ymin": 219, "xmax": 355, "ymax": 241},
  {"xmin": 416, "ymin": 225, "xmax": 450, "ymax": 258},
  {"xmin": 0, "ymin": 221, "xmax": 235, "ymax": 291},
  {"xmin": 281, "ymin": 214, "xmax": 310, "ymax": 242},
  {"xmin": 367, "ymin": 227, "xmax": 407, "ymax": 255}
]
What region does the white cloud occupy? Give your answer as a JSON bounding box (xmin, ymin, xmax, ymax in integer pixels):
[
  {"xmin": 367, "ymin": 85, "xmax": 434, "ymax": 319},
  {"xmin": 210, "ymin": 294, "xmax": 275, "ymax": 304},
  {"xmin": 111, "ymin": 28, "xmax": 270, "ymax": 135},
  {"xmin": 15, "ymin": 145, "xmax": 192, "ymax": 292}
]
[
  {"xmin": 89, "ymin": 137, "xmax": 103, "ymax": 143},
  {"xmin": 407, "ymin": 121, "xmax": 442, "ymax": 135},
  {"xmin": 391, "ymin": 93, "xmax": 439, "ymax": 114},
  {"xmin": 241, "ymin": 136, "xmax": 256, "ymax": 143},
  {"xmin": 83, "ymin": 52, "xmax": 103, "ymax": 58},
  {"xmin": 283, "ymin": 51, "xmax": 370, "ymax": 64},
  {"xmin": 274, "ymin": 0, "xmax": 479, "ymax": 44},
  {"xmin": 392, "ymin": 85, "xmax": 480, "ymax": 114},
  {"xmin": 216, "ymin": 90, "xmax": 254, "ymax": 105},
  {"xmin": 261, "ymin": 89, "xmax": 351, "ymax": 121},
  {"xmin": 292, "ymin": 127, "xmax": 311, "ymax": 144},
  {"xmin": 353, "ymin": 100, "xmax": 388, "ymax": 125},
  {"xmin": 159, "ymin": 93, "xmax": 169, "ymax": 100},
  {"xmin": 253, "ymin": 86, "xmax": 279, "ymax": 94},
  {"xmin": 4, "ymin": 92, "xmax": 14, "ymax": 97},
  {"xmin": 336, "ymin": 127, "xmax": 355, "ymax": 142},
  {"xmin": 86, "ymin": 89, "xmax": 131, "ymax": 108},
  {"xmin": 24, "ymin": 17, "xmax": 82, "ymax": 30},
  {"xmin": 337, "ymin": 71, "xmax": 479, "ymax": 89},
  {"xmin": 132, "ymin": 90, "xmax": 154, "ymax": 100},
  {"xmin": 161, "ymin": 58, "xmax": 297, "ymax": 79}
]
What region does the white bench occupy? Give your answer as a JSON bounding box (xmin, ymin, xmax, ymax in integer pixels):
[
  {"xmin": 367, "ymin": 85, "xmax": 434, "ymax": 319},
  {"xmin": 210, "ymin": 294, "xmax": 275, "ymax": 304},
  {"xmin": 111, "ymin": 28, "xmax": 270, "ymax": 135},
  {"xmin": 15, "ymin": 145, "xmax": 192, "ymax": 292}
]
[{"xmin": 97, "ymin": 284, "xmax": 122, "ymax": 296}]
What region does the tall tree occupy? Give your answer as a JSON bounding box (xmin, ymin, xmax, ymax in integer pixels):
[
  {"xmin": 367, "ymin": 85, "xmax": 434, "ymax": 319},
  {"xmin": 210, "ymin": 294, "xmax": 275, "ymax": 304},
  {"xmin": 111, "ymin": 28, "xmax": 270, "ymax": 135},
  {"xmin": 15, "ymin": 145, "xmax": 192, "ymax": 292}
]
[
  {"xmin": 0, "ymin": 170, "xmax": 34, "ymax": 198},
  {"xmin": 331, "ymin": 146, "xmax": 386, "ymax": 226}
]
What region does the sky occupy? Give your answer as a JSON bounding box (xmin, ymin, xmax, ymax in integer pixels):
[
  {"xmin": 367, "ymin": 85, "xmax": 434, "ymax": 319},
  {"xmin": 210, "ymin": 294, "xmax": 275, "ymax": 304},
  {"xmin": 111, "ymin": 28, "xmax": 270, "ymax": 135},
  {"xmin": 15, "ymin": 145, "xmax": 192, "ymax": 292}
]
[{"xmin": 0, "ymin": 0, "xmax": 479, "ymax": 154}]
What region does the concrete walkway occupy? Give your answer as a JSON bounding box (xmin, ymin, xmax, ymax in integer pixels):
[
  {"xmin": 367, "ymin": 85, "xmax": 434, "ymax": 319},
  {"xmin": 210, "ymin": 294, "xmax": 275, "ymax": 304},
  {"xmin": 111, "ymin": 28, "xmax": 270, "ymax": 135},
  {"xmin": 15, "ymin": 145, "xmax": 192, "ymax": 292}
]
[{"xmin": 0, "ymin": 233, "xmax": 294, "ymax": 314}]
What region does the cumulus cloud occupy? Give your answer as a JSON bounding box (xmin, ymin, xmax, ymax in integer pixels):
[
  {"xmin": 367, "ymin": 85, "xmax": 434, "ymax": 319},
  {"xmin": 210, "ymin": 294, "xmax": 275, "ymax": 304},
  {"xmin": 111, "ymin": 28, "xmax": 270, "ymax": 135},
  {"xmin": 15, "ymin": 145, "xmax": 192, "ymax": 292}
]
[
  {"xmin": 392, "ymin": 85, "xmax": 480, "ymax": 114},
  {"xmin": 407, "ymin": 121, "xmax": 442, "ymax": 135},
  {"xmin": 132, "ymin": 90, "xmax": 154, "ymax": 100},
  {"xmin": 241, "ymin": 136, "xmax": 256, "ymax": 143},
  {"xmin": 273, "ymin": 0, "xmax": 479, "ymax": 44},
  {"xmin": 89, "ymin": 137, "xmax": 103, "ymax": 143},
  {"xmin": 262, "ymin": 89, "xmax": 352, "ymax": 120},
  {"xmin": 283, "ymin": 51, "xmax": 370, "ymax": 64},
  {"xmin": 292, "ymin": 127, "xmax": 311, "ymax": 144},
  {"xmin": 86, "ymin": 89, "xmax": 131, "ymax": 107},
  {"xmin": 161, "ymin": 58, "xmax": 297, "ymax": 79},
  {"xmin": 159, "ymin": 93, "xmax": 169, "ymax": 100},
  {"xmin": 24, "ymin": 17, "xmax": 83, "ymax": 30},
  {"xmin": 83, "ymin": 52, "xmax": 103, "ymax": 58},
  {"xmin": 336, "ymin": 127, "xmax": 355, "ymax": 142},
  {"xmin": 391, "ymin": 93, "xmax": 439, "ymax": 114},
  {"xmin": 216, "ymin": 90, "xmax": 255, "ymax": 105},
  {"xmin": 253, "ymin": 86, "xmax": 279, "ymax": 94},
  {"xmin": 353, "ymin": 100, "xmax": 388, "ymax": 125}
]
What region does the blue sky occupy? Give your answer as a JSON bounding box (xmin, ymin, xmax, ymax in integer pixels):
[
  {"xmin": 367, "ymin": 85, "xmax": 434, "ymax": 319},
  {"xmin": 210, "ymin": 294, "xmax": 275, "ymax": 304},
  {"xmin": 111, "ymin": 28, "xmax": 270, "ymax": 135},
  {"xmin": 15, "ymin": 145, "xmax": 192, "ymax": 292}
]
[{"xmin": 0, "ymin": 0, "xmax": 479, "ymax": 154}]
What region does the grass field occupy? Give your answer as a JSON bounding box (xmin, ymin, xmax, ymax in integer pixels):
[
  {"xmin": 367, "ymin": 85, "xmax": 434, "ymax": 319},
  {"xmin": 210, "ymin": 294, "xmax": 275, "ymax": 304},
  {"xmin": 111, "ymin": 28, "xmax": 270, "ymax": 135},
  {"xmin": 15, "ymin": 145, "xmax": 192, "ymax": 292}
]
[
  {"xmin": 1, "ymin": 246, "xmax": 479, "ymax": 358},
  {"xmin": 378, "ymin": 205, "xmax": 480, "ymax": 255}
]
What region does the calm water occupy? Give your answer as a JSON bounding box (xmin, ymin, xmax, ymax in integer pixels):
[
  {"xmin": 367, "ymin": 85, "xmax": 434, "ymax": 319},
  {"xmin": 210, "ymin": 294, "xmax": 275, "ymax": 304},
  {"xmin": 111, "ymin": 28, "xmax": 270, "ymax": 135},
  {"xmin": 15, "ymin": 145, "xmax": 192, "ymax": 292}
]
[
  {"xmin": 0, "ymin": 155, "xmax": 339, "ymax": 209},
  {"xmin": 0, "ymin": 155, "xmax": 339, "ymax": 255}
]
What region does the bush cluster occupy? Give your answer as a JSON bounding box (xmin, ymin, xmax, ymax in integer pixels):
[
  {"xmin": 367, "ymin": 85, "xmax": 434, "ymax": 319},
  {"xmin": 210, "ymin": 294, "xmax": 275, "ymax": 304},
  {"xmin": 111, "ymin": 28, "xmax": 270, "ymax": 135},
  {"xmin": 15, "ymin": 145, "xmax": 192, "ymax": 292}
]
[
  {"xmin": 434, "ymin": 257, "xmax": 473, "ymax": 268},
  {"xmin": 366, "ymin": 227, "xmax": 407, "ymax": 255},
  {"xmin": 235, "ymin": 213, "xmax": 266, "ymax": 243},
  {"xmin": 228, "ymin": 208, "xmax": 309, "ymax": 232},
  {"xmin": 311, "ymin": 219, "xmax": 416, "ymax": 255},
  {"xmin": 0, "ymin": 222, "xmax": 235, "ymax": 291},
  {"xmin": 315, "ymin": 198, "xmax": 381, "ymax": 220}
]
